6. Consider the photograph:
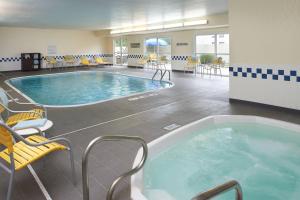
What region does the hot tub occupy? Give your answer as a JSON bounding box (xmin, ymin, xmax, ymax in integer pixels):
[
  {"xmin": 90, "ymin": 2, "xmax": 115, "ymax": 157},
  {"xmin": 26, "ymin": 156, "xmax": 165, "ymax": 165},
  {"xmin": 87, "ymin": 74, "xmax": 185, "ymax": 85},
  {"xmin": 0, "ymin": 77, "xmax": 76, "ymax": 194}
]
[{"xmin": 131, "ymin": 115, "xmax": 300, "ymax": 200}]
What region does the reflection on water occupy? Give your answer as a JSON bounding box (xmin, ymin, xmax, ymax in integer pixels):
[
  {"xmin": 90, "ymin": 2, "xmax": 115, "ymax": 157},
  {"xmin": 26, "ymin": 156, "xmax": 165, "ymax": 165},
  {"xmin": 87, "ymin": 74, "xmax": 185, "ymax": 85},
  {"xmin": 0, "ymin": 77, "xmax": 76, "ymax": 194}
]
[{"xmin": 9, "ymin": 72, "xmax": 172, "ymax": 106}]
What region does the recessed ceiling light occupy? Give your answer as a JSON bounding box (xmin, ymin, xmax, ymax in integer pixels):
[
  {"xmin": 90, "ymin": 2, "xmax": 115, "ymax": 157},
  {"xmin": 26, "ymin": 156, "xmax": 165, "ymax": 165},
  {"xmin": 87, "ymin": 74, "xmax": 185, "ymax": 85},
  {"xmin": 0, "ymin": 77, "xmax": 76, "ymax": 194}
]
[
  {"xmin": 163, "ymin": 23, "xmax": 183, "ymax": 29},
  {"xmin": 184, "ymin": 20, "xmax": 208, "ymax": 26},
  {"xmin": 121, "ymin": 28, "xmax": 133, "ymax": 33},
  {"xmin": 110, "ymin": 30, "xmax": 121, "ymax": 34},
  {"xmin": 133, "ymin": 27, "xmax": 147, "ymax": 32},
  {"xmin": 147, "ymin": 25, "xmax": 164, "ymax": 30}
]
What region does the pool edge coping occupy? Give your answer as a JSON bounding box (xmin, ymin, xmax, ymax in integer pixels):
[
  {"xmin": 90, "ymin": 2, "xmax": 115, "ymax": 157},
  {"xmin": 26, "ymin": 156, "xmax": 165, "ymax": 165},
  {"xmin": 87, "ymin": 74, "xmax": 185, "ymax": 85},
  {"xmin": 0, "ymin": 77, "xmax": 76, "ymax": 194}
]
[{"xmin": 5, "ymin": 70, "xmax": 174, "ymax": 108}]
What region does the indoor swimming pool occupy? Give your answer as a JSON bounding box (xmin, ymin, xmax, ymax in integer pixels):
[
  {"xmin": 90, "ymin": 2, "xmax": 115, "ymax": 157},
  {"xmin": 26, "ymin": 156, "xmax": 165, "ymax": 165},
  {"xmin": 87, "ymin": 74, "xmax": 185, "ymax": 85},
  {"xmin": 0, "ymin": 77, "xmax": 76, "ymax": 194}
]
[
  {"xmin": 131, "ymin": 115, "xmax": 300, "ymax": 200},
  {"xmin": 6, "ymin": 71, "xmax": 172, "ymax": 107}
]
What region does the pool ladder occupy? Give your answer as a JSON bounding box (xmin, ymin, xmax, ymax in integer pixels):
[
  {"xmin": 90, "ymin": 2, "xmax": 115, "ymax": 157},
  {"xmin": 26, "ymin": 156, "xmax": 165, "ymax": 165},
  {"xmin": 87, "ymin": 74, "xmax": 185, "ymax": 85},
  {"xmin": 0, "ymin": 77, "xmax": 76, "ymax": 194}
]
[
  {"xmin": 82, "ymin": 135, "xmax": 148, "ymax": 200},
  {"xmin": 152, "ymin": 66, "xmax": 171, "ymax": 81},
  {"xmin": 192, "ymin": 180, "xmax": 243, "ymax": 200}
]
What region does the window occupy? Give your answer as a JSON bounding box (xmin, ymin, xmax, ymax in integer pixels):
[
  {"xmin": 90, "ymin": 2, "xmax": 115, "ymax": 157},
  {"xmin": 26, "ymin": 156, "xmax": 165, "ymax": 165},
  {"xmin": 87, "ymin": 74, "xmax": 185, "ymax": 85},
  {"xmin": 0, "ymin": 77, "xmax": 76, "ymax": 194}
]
[
  {"xmin": 113, "ymin": 38, "xmax": 128, "ymax": 65},
  {"xmin": 145, "ymin": 37, "xmax": 171, "ymax": 61},
  {"xmin": 196, "ymin": 35, "xmax": 215, "ymax": 54},
  {"xmin": 196, "ymin": 34, "xmax": 229, "ymax": 64}
]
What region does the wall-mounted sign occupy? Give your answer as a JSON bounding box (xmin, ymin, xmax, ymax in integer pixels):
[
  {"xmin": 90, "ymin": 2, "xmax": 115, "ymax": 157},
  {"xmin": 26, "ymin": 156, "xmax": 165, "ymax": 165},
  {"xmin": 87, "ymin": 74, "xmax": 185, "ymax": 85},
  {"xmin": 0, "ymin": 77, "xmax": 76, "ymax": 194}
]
[
  {"xmin": 47, "ymin": 45, "xmax": 57, "ymax": 55},
  {"xmin": 176, "ymin": 42, "xmax": 189, "ymax": 46},
  {"xmin": 130, "ymin": 43, "xmax": 141, "ymax": 48}
]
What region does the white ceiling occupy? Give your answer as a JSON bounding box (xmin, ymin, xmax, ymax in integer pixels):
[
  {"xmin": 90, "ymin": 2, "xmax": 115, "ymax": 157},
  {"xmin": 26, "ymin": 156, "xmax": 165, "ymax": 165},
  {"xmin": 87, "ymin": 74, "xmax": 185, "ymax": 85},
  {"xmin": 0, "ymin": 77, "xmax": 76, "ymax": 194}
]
[{"xmin": 0, "ymin": 0, "xmax": 228, "ymax": 30}]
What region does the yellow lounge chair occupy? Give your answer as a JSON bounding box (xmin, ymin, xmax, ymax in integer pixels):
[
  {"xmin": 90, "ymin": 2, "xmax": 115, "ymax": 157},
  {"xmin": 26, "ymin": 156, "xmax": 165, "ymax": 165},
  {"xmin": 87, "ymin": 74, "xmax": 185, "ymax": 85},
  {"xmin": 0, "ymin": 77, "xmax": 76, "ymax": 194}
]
[
  {"xmin": 149, "ymin": 53, "xmax": 157, "ymax": 61},
  {"xmin": 94, "ymin": 57, "xmax": 109, "ymax": 65},
  {"xmin": 0, "ymin": 122, "xmax": 76, "ymax": 200},
  {"xmin": 45, "ymin": 56, "xmax": 57, "ymax": 71},
  {"xmin": 148, "ymin": 54, "xmax": 158, "ymax": 69},
  {"xmin": 0, "ymin": 88, "xmax": 47, "ymax": 127},
  {"xmin": 63, "ymin": 55, "xmax": 76, "ymax": 66},
  {"xmin": 209, "ymin": 57, "xmax": 224, "ymax": 76},
  {"xmin": 185, "ymin": 56, "xmax": 199, "ymax": 74},
  {"xmin": 80, "ymin": 57, "xmax": 91, "ymax": 66},
  {"xmin": 137, "ymin": 56, "xmax": 149, "ymax": 68}
]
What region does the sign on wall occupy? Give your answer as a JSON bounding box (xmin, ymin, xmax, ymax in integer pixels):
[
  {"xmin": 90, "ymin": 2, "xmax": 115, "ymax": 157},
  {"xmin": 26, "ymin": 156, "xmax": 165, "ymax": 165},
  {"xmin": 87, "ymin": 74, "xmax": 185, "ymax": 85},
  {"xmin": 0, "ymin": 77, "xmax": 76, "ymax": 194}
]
[
  {"xmin": 176, "ymin": 42, "xmax": 189, "ymax": 46},
  {"xmin": 130, "ymin": 43, "xmax": 141, "ymax": 48},
  {"xmin": 47, "ymin": 45, "xmax": 57, "ymax": 55}
]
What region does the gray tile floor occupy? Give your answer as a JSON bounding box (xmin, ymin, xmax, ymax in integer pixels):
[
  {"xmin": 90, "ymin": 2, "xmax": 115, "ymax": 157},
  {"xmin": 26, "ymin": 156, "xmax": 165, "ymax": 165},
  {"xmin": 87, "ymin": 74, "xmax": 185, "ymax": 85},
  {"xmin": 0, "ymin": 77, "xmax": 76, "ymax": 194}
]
[{"xmin": 0, "ymin": 66, "xmax": 299, "ymax": 200}]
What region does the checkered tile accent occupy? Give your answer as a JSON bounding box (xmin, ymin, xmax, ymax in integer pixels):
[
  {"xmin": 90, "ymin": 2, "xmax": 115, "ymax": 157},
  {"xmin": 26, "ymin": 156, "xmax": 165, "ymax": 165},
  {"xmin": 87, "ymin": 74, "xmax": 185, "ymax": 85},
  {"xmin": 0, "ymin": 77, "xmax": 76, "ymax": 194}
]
[
  {"xmin": 1, "ymin": 54, "xmax": 113, "ymax": 62},
  {"xmin": 230, "ymin": 66, "xmax": 300, "ymax": 82},
  {"xmin": 128, "ymin": 55, "xmax": 143, "ymax": 59},
  {"xmin": 171, "ymin": 56, "xmax": 188, "ymax": 61},
  {"xmin": 0, "ymin": 57, "xmax": 21, "ymax": 62}
]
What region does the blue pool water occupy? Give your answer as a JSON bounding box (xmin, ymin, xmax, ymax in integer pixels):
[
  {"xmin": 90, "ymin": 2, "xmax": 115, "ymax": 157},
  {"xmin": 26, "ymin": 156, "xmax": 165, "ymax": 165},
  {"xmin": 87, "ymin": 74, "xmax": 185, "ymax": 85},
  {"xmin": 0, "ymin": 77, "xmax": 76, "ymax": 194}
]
[
  {"xmin": 8, "ymin": 71, "xmax": 172, "ymax": 107},
  {"xmin": 144, "ymin": 123, "xmax": 300, "ymax": 200}
]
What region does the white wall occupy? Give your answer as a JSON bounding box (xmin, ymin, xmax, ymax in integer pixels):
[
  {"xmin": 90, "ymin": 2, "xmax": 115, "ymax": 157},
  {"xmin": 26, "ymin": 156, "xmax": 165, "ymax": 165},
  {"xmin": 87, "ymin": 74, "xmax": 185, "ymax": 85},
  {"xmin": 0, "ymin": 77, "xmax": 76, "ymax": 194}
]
[
  {"xmin": 0, "ymin": 27, "xmax": 109, "ymax": 71},
  {"xmin": 229, "ymin": 0, "xmax": 300, "ymax": 110}
]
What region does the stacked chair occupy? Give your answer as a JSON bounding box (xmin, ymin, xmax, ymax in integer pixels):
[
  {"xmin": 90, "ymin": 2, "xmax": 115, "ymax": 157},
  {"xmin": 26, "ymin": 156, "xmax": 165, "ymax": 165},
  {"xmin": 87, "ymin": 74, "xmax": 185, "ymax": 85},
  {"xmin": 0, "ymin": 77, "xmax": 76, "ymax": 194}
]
[{"xmin": 0, "ymin": 88, "xmax": 76, "ymax": 200}]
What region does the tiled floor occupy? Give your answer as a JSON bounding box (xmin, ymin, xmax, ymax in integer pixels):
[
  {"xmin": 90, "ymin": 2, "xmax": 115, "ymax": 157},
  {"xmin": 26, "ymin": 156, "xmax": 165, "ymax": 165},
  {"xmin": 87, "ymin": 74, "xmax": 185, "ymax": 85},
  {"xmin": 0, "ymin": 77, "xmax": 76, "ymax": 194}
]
[{"xmin": 0, "ymin": 66, "xmax": 299, "ymax": 200}]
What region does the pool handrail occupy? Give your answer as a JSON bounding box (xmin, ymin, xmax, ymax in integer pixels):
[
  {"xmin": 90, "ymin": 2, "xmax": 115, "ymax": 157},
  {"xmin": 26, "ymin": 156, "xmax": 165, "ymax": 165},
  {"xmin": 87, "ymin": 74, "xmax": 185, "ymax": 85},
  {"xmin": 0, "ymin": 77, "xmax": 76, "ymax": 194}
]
[
  {"xmin": 82, "ymin": 135, "xmax": 148, "ymax": 200},
  {"xmin": 191, "ymin": 180, "xmax": 243, "ymax": 200}
]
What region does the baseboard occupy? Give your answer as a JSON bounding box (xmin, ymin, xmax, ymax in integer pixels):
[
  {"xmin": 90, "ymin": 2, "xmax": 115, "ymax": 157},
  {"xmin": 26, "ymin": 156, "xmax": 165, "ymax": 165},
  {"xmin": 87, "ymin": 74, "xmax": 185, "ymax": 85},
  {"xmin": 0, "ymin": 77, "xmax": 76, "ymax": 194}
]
[
  {"xmin": 0, "ymin": 69, "xmax": 21, "ymax": 73},
  {"xmin": 229, "ymin": 98, "xmax": 300, "ymax": 113},
  {"xmin": 127, "ymin": 65, "xmax": 144, "ymax": 69},
  {"xmin": 172, "ymin": 69, "xmax": 193, "ymax": 74},
  {"xmin": 126, "ymin": 67, "xmax": 193, "ymax": 73}
]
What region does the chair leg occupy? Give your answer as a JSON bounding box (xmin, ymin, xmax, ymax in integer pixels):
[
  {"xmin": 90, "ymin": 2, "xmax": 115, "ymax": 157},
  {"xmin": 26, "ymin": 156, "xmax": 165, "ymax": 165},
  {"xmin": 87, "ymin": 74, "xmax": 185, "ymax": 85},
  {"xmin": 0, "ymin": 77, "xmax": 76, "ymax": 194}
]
[
  {"xmin": 6, "ymin": 170, "xmax": 15, "ymax": 200},
  {"xmin": 68, "ymin": 148, "xmax": 77, "ymax": 185}
]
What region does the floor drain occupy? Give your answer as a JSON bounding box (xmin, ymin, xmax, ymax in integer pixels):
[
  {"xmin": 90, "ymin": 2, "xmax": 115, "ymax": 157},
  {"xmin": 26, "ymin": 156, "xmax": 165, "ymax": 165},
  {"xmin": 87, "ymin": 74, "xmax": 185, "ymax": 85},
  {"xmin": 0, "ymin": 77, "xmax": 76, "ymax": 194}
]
[{"xmin": 163, "ymin": 123, "xmax": 181, "ymax": 131}]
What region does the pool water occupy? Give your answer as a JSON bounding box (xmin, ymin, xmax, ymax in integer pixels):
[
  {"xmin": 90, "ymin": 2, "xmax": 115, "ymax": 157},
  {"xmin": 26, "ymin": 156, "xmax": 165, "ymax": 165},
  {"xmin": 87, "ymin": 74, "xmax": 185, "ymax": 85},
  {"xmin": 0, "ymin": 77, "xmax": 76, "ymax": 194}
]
[
  {"xmin": 8, "ymin": 71, "xmax": 172, "ymax": 107},
  {"xmin": 144, "ymin": 123, "xmax": 300, "ymax": 200}
]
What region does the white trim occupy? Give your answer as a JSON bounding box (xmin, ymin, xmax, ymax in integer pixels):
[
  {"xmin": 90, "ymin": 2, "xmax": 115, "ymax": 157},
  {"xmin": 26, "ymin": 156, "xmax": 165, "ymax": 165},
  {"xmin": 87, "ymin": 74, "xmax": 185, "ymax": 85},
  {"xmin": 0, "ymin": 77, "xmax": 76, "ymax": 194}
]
[{"xmin": 5, "ymin": 70, "xmax": 174, "ymax": 108}]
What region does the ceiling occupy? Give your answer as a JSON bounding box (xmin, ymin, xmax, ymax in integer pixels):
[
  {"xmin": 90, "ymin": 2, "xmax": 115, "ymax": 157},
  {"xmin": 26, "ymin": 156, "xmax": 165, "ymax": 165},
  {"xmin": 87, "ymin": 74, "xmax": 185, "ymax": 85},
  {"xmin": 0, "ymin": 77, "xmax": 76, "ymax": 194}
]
[{"xmin": 0, "ymin": 0, "xmax": 228, "ymax": 30}]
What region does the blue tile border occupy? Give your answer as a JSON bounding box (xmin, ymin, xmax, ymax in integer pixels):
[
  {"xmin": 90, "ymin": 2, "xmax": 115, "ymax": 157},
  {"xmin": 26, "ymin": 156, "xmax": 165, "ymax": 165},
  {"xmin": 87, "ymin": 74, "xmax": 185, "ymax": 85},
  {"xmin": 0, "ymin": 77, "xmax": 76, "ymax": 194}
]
[
  {"xmin": 0, "ymin": 57, "xmax": 21, "ymax": 62},
  {"xmin": 172, "ymin": 56, "xmax": 188, "ymax": 61},
  {"xmin": 0, "ymin": 54, "xmax": 113, "ymax": 63},
  {"xmin": 127, "ymin": 55, "xmax": 189, "ymax": 61},
  {"xmin": 127, "ymin": 55, "xmax": 143, "ymax": 59},
  {"xmin": 126, "ymin": 55, "xmax": 190, "ymax": 61},
  {"xmin": 230, "ymin": 66, "xmax": 300, "ymax": 83}
]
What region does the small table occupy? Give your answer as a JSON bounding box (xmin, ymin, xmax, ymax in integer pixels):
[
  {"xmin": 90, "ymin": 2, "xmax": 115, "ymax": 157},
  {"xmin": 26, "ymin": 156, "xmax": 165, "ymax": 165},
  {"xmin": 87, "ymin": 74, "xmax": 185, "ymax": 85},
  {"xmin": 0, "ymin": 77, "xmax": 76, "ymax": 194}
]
[{"xmin": 13, "ymin": 120, "xmax": 53, "ymax": 136}]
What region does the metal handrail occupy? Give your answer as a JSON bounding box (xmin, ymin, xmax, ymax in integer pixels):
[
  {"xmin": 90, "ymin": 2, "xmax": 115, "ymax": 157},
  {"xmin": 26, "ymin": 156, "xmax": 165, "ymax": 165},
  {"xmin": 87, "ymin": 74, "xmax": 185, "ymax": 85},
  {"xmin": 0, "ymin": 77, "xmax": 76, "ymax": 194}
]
[
  {"xmin": 152, "ymin": 68, "xmax": 163, "ymax": 80},
  {"xmin": 82, "ymin": 135, "xmax": 148, "ymax": 200},
  {"xmin": 192, "ymin": 180, "xmax": 243, "ymax": 200},
  {"xmin": 152, "ymin": 68, "xmax": 171, "ymax": 81}
]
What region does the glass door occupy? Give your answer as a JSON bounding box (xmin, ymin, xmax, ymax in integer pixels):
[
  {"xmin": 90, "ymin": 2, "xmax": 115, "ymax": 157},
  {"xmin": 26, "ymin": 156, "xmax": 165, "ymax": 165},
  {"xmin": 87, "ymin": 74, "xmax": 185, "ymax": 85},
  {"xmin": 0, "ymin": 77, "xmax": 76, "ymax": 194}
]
[
  {"xmin": 145, "ymin": 37, "xmax": 171, "ymax": 68},
  {"xmin": 113, "ymin": 38, "xmax": 128, "ymax": 66},
  {"xmin": 195, "ymin": 33, "xmax": 230, "ymax": 76},
  {"xmin": 158, "ymin": 37, "xmax": 171, "ymax": 61}
]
